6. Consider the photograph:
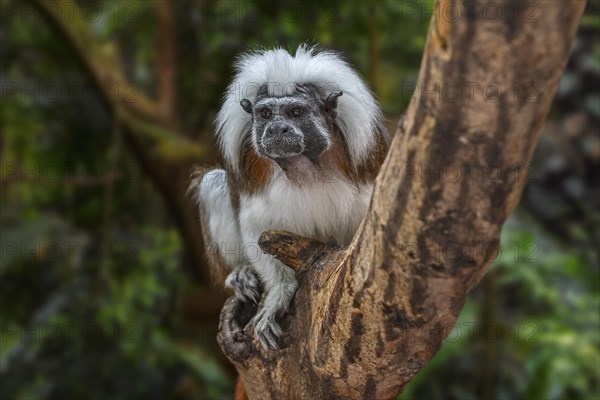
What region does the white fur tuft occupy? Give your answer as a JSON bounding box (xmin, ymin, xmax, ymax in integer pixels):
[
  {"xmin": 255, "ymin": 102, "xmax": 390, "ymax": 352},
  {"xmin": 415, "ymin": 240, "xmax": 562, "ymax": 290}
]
[{"xmin": 215, "ymin": 44, "xmax": 384, "ymax": 172}]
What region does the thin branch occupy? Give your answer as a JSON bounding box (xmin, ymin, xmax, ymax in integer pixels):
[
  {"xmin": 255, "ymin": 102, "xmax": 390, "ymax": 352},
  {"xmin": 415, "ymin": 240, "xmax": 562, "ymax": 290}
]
[
  {"xmin": 258, "ymin": 230, "xmax": 343, "ymax": 274},
  {"xmin": 156, "ymin": 0, "xmax": 180, "ymax": 130}
]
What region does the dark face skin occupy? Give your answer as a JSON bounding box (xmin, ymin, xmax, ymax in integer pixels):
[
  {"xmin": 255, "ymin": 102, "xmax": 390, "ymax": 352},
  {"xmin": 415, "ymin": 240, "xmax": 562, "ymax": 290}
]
[{"xmin": 241, "ymin": 84, "xmax": 342, "ymax": 171}]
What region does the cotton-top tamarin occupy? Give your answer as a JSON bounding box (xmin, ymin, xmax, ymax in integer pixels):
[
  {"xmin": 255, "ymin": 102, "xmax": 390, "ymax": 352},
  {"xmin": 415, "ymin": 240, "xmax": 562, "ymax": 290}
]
[{"xmin": 193, "ymin": 45, "xmax": 389, "ymax": 349}]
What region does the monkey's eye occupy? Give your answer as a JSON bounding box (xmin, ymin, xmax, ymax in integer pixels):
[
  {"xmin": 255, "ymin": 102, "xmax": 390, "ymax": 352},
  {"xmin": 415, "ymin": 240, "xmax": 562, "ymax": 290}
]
[
  {"xmin": 259, "ymin": 108, "xmax": 272, "ymax": 119},
  {"xmin": 290, "ymin": 107, "xmax": 304, "ymax": 117}
]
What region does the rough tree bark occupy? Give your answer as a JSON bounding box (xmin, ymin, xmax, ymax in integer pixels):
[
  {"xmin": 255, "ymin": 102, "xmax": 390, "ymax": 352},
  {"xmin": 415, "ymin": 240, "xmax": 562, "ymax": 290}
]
[{"xmin": 216, "ymin": 1, "xmax": 587, "ymax": 399}]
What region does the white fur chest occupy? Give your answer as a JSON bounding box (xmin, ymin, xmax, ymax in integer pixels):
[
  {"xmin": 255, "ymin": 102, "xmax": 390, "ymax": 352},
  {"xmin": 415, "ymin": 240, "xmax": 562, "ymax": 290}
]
[{"xmin": 238, "ymin": 170, "xmax": 373, "ymax": 246}]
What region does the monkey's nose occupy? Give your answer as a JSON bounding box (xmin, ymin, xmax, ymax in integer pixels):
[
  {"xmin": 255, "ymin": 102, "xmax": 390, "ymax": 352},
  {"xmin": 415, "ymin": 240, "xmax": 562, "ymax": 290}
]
[
  {"xmin": 262, "ymin": 122, "xmax": 304, "ymax": 157},
  {"xmin": 266, "ymin": 122, "xmax": 293, "ymax": 138}
]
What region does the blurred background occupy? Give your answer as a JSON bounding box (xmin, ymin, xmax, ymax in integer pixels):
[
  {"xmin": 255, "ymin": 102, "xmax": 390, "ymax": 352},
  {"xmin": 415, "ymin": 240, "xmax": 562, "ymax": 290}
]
[{"xmin": 0, "ymin": 0, "xmax": 598, "ymax": 399}]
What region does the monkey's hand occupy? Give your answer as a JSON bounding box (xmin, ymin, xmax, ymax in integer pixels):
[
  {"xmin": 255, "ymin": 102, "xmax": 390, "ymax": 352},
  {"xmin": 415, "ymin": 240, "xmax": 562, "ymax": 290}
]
[
  {"xmin": 247, "ymin": 274, "xmax": 298, "ymax": 350},
  {"xmin": 249, "ymin": 307, "xmax": 282, "ymax": 350},
  {"xmin": 225, "ymin": 264, "xmax": 261, "ymax": 304}
]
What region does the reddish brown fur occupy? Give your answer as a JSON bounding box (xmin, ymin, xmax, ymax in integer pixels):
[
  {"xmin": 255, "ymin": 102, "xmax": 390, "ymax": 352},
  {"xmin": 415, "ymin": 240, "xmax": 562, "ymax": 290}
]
[
  {"xmin": 322, "ymin": 123, "xmax": 390, "ymax": 186},
  {"xmin": 233, "ymin": 123, "xmax": 389, "ymax": 196},
  {"xmin": 353, "ymin": 127, "xmax": 390, "ymax": 183},
  {"xmin": 318, "ymin": 124, "xmax": 353, "ymax": 181},
  {"xmin": 235, "ymin": 134, "xmax": 273, "ymax": 195},
  {"xmin": 235, "ymin": 377, "xmax": 249, "ymax": 400}
]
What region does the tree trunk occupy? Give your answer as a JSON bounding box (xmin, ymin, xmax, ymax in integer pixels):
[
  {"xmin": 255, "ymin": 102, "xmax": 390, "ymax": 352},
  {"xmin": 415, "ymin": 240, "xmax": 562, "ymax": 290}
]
[{"xmin": 217, "ymin": 1, "xmax": 586, "ymax": 399}]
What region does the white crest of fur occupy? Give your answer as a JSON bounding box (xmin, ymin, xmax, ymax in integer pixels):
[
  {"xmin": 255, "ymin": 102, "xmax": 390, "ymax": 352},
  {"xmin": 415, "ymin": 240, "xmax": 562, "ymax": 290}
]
[{"xmin": 215, "ymin": 44, "xmax": 384, "ymax": 172}]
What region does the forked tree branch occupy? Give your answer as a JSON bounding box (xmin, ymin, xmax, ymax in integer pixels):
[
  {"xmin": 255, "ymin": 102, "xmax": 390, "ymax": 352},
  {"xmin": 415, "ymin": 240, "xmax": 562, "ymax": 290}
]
[{"xmin": 218, "ymin": 1, "xmax": 587, "ymax": 399}]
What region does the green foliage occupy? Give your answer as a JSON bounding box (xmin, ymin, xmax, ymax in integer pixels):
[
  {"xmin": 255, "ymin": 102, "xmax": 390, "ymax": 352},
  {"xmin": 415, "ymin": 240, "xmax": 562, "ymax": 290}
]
[{"xmin": 0, "ymin": 204, "xmax": 231, "ymax": 398}]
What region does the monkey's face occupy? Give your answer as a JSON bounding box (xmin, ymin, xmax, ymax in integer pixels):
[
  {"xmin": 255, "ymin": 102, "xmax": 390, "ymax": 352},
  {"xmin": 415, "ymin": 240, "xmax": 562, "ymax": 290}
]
[{"xmin": 241, "ymin": 85, "xmax": 342, "ymax": 168}]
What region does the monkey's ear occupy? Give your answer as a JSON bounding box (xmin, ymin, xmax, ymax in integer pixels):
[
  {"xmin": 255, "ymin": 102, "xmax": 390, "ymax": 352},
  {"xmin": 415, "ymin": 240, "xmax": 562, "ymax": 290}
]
[
  {"xmin": 240, "ymin": 99, "xmax": 253, "ymax": 114},
  {"xmin": 323, "ymin": 91, "xmax": 343, "ymax": 116}
]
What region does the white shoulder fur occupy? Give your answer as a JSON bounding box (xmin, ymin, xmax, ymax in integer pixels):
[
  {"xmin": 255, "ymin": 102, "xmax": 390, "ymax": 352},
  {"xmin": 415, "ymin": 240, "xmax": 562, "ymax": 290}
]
[
  {"xmin": 239, "ymin": 171, "xmax": 373, "ymax": 248},
  {"xmin": 197, "ymin": 169, "xmax": 243, "ymax": 268},
  {"xmin": 216, "ymin": 44, "xmax": 384, "ymax": 172}
]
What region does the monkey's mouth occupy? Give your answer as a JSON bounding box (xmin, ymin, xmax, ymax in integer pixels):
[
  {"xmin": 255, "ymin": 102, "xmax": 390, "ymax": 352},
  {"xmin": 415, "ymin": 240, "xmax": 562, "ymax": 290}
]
[
  {"xmin": 259, "ymin": 136, "xmax": 325, "ymax": 181},
  {"xmin": 261, "ymin": 137, "xmax": 304, "ymax": 159}
]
